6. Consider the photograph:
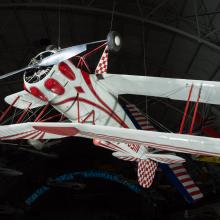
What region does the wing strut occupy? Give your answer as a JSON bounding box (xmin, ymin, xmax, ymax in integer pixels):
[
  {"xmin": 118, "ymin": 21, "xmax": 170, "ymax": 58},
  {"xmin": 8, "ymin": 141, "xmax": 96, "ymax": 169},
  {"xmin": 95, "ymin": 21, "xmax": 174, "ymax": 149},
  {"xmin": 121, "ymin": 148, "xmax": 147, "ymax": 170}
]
[
  {"xmin": 189, "ymin": 85, "xmax": 202, "ymax": 134},
  {"xmin": 34, "ymin": 103, "xmax": 50, "ymax": 122},
  {"xmin": 179, "ymin": 84, "xmax": 193, "ymax": 133},
  {"xmin": 0, "ymin": 96, "xmax": 20, "ymax": 123},
  {"xmin": 178, "ymin": 83, "xmax": 202, "ymax": 135},
  {"xmin": 16, "ymin": 103, "xmax": 32, "ymax": 123}
]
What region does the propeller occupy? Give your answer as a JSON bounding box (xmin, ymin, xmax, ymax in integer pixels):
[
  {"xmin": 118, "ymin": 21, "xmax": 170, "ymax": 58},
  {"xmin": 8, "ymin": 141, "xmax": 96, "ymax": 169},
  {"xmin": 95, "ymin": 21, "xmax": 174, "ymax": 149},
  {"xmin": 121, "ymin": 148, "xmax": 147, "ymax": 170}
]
[
  {"xmin": 37, "ymin": 44, "xmax": 87, "ymax": 66},
  {"xmin": 0, "ymin": 44, "xmax": 87, "ymax": 80}
]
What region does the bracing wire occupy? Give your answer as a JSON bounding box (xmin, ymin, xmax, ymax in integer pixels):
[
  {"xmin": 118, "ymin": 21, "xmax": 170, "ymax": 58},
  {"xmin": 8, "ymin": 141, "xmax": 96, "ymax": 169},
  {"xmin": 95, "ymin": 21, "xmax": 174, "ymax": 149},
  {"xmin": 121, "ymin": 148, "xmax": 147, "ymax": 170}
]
[{"xmin": 119, "ymin": 96, "xmax": 172, "ymax": 133}]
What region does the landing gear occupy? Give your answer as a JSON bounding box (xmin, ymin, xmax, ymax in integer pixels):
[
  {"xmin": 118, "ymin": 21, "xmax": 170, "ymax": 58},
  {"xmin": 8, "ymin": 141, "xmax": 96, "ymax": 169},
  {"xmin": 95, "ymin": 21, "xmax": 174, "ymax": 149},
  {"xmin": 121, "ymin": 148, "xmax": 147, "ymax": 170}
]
[{"xmin": 107, "ymin": 31, "xmax": 122, "ymax": 52}]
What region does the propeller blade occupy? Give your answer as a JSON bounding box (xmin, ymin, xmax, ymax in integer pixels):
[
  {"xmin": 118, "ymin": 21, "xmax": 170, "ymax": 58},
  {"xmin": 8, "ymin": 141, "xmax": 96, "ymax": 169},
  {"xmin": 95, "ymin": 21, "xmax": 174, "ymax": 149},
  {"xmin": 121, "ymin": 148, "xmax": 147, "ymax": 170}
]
[
  {"xmin": 0, "ymin": 66, "xmax": 33, "ymax": 80},
  {"xmin": 0, "ymin": 43, "xmax": 87, "ymax": 80},
  {"xmin": 38, "ymin": 44, "xmax": 87, "ymax": 67}
]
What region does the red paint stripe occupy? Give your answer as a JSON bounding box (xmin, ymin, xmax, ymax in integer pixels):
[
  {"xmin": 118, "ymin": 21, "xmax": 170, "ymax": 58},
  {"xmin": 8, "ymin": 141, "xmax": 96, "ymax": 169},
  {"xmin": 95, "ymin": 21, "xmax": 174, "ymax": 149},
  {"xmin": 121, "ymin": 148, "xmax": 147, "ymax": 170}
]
[
  {"xmin": 118, "ymin": 156, "xmax": 137, "ymax": 161},
  {"xmin": 80, "ymin": 131, "xmax": 220, "ymax": 157},
  {"xmin": 39, "ymin": 132, "xmax": 45, "ymax": 139},
  {"xmin": 98, "ymin": 144, "xmax": 118, "ymax": 151},
  {"xmin": 81, "ymin": 70, "xmax": 129, "ymax": 128},
  {"xmin": 53, "ymin": 97, "xmax": 126, "ymax": 127},
  {"xmin": 171, "ymin": 166, "xmax": 184, "ymax": 171},
  {"xmin": 180, "ymin": 178, "xmax": 192, "ymax": 183},
  {"xmin": 0, "ymin": 130, "xmax": 34, "ymax": 140},
  {"xmin": 107, "ymin": 142, "xmax": 128, "ymax": 153},
  {"xmin": 176, "ymin": 172, "xmax": 187, "ymax": 177},
  {"xmin": 97, "ymin": 142, "xmax": 122, "ymax": 152},
  {"xmin": 14, "ymin": 130, "xmax": 38, "ymax": 140},
  {"xmin": 190, "ymin": 191, "xmax": 202, "ymax": 196},
  {"xmin": 142, "ymin": 128, "xmax": 156, "ymax": 131},
  {"xmin": 96, "ymin": 142, "xmax": 127, "ymax": 154},
  {"xmin": 185, "ymin": 184, "xmax": 196, "ymax": 189},
  {"xmin": 33, "ymin": 126, "xmax": 79, "ymax": 136},
  {"xmin": 29, "ymin": 131, "xmax": 43, "ymax": 139},
  {"xmin": 137, "ymin": 119, "xmax": 148, "ymax": 123}
]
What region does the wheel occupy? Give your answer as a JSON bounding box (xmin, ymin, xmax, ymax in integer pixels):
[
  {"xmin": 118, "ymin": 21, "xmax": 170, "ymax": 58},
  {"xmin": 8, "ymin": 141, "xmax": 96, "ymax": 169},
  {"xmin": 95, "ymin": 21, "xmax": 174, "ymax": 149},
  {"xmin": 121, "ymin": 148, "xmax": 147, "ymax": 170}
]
[{"xmin": 107, "ymin": 31, "xmax": 122, "ymax": 52}]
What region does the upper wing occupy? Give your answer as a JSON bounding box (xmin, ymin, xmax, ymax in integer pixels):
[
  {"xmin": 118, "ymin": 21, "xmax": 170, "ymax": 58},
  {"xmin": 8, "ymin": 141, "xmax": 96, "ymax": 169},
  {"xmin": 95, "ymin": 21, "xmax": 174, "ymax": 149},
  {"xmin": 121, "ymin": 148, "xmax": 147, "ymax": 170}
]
[
  {"xmin": 5, "ymin": 90, "xmax": 46, "ymax": 109},
  {"xmin": 98, "ymin": 74, "xmax": 220, "ymax": 105},
  {"xmin": 1, "ymin": 122, "xmax": 220, "ymax": 157}
]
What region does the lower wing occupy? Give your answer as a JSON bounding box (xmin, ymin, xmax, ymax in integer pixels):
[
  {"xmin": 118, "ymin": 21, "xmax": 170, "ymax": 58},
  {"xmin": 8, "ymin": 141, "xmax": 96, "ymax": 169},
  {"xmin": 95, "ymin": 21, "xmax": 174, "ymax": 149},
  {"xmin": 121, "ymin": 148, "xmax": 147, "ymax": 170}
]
[
  {"xmin": 1, "ymin": 122, "xmax": 220, "ymax": 157},
  {"xmin": 5, "ymin": 90, "xmax": 46, "ymax": 109}
]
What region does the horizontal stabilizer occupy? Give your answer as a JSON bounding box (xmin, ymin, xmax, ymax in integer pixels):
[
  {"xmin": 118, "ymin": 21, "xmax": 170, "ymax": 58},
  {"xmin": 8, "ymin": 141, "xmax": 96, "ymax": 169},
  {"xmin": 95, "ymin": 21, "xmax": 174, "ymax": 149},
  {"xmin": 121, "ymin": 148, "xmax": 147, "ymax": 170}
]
[
  {"xmin": 112, "ymin": 151, "xmax": 185, "ymax": 164},
  {"xmin": 112, "ymin": 151, "xmax": 157, "ymax": 188},
  {"xmin": 112, "ymin": 151, "xmax": 138, "ymax": 161},
  {"xmin": 143, "ymin": 153, "xmax": 185, "ymax": 164}
]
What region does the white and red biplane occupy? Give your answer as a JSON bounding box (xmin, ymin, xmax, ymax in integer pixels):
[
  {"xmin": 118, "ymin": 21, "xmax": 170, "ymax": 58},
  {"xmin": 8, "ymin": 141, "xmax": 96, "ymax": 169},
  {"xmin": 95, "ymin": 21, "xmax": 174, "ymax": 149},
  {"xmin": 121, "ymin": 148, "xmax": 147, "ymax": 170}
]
[{"xmin": 0, "ymin": 31, "xmax": 220, "ymax": 202}]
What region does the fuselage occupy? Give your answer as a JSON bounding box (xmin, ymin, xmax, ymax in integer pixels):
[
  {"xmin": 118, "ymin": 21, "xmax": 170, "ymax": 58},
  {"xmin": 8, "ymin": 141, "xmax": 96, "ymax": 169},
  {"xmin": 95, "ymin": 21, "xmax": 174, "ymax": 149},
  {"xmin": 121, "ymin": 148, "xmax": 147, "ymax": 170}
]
[
  {"xmin": 23, "ymin": 60, "xmax": 143, "ymax": 155},
  {"xmin": 24, "ymin": 60, "xmax": 136, "ymax": 129}
]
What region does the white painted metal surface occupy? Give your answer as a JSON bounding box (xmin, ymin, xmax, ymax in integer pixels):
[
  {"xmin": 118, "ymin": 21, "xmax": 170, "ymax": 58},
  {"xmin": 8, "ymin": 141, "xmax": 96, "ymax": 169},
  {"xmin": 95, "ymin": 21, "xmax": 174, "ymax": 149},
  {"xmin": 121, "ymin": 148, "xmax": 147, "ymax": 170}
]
[
  {"xmin": 100, "ymin": 74, "xmax": 220, "ymax": 105},
  {"xmin": 1, "ymin": 122, "xmax": 220, "ymax": 157},
  {"xmin": 5, "ymin": 90, "xmax": 46, "ymax": 109}
]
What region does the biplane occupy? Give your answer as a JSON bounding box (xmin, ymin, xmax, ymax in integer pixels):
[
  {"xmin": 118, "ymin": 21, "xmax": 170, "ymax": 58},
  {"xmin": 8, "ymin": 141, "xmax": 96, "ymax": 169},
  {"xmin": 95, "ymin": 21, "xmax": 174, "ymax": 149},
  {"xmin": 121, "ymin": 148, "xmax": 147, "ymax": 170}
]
[{"xmin": 1, "ymin": 31, "xmax": 220, "ymax": 202}]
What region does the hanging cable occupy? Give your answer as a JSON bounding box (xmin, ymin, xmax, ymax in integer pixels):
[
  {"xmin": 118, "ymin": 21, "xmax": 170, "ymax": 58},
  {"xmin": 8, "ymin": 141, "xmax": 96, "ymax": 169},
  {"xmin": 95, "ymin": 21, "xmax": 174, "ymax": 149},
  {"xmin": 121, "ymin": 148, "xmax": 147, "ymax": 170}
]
[
  {"xmin": 57, "ymin": 0, "xmax": 61, "ymax": 48},
  {"xmin": 193, "ymin": 0, "xmax": 201, "ymax": 39},
  {"xmin": 109, "ymin": 0, "xmax": 116, "ymax": 32},
  {"xmin": 137, "ymin": 0, "xmax": 148, "ymax": 120}
]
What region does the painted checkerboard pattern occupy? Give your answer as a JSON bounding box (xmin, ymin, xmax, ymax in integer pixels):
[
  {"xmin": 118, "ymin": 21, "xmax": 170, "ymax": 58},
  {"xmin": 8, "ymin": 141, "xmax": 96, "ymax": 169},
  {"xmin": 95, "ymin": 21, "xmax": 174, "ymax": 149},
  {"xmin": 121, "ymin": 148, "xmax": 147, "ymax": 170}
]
[
  {"xmin": 126, "ymin": 104, "xmax": 203, "ymax": 201},
  {"xmin": 95, "ymin": 46, "xmax": 108, "ymax": 74}
]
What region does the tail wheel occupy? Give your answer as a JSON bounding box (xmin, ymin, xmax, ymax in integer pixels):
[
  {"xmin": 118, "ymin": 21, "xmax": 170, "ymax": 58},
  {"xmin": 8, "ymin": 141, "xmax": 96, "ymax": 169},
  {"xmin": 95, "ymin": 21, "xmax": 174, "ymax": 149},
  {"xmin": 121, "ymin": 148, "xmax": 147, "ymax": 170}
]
[{"xmin": 107, "ymin": 31, "xmax": 122, "ymax": 52}]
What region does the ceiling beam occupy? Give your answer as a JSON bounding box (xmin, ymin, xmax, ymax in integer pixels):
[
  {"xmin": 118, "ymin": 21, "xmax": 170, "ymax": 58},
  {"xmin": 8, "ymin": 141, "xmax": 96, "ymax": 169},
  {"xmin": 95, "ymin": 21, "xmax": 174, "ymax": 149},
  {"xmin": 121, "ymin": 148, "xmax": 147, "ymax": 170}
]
[
  {"xmin": 0, "ymin": 3, "xmax": 219, "ymax": 52},
  {"xmin": 156, "ymin": 0, "xmax": 187, "ymax": 76}
]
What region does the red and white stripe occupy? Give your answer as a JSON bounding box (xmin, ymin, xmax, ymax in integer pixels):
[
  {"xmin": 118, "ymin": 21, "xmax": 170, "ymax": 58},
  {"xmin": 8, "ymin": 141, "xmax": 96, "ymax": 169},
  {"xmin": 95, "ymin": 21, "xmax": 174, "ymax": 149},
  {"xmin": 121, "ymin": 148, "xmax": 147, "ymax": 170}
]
[
  {"xmin": 203, "ymin": 115, "xmax": 216, "ymax": 128},
  {"xmin": 114, "ymin": 155, "xmax": 138, "ymax": 162},
  {"xmin": 126, "ymin": 104, "xmax": 203, "ymax": 198},
  {"xmin": 147, "ymin": 156, "xmax": 184, "ymax": 164},
  {"xmin": 126, "ymin": 104, "xmax": 155, "ymax": 131},
  {"xmin": 169, "ymin": 163, "xmax": 203, "ymax": 200},
  {"xmin": 95, "ymin": 46, "xmax": 108, "ymax": 75},
  {"xmin": 93, "ymin": 139, "xmax": 127, "ymax": 153}
]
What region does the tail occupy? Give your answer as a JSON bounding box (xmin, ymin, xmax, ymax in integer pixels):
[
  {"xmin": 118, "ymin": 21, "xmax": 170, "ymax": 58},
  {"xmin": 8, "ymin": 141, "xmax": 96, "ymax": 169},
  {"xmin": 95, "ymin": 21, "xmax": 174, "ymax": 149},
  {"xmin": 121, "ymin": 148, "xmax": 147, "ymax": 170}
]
[
  {"xmin": 124, "ymin": 103, "xmax": 203, "ymax": 202},
  {"xmin": 95, "ymin": 45, "xmax": 109, "ymax": 75},
  {"xmin": 112, "ymin": 150, "xmax": 184, "ymax": 188},
  {"xmin": 137, "ymin": 160, "xmax": 157, "ymax": 188}
]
